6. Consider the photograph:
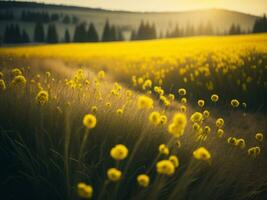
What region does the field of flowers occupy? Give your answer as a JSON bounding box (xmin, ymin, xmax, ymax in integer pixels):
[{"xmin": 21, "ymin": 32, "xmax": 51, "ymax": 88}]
[{"xmin": 0, "ymin": 33, "xmax": 267, "ymax": 200}]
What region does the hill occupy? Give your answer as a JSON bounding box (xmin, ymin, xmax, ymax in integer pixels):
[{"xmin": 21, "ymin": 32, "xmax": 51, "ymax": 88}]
[{"xmin": 0, "ymin": 1, "xmax": 260, "ymax": 41}]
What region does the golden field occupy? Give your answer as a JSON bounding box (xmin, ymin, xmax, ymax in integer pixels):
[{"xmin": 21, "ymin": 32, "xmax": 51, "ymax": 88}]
[{"xmin": 0, "ymin": 34, "xmax": 267, "ymax": 200}]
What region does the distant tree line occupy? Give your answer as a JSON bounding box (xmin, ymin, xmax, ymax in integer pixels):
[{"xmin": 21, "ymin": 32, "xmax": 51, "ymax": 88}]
[
  {"xmin": 3, "ymin": 24, "xmax": 29, "ymax": 43},
  {"xmin": 0, "ymin": 10, "xmax": 14, "ymax": 20},
  {"xmin": 0, "ymin": 9, "xmax": 79, "ymax": 24},
  {"xmin": 72, "ymin": 20, "xmax": 123, "ymax": 42},
  {"xmin": 1, "ymin": 14, "xmax": 267, "ymax": 44},
  {"xmin": 21, "ymin": 11, "xmax": 51, "ymax": 22},
  {"xmin": 3, "ymin": 23, "xmax": 59, "ymax": 44},
  {"xmin": 253, "ymin": 14, "xmax": 267, "ymax": 33},
  {"xmin": 131, "ymin": 21, "xmax": 157, "ymax": 40},
  {"xmin": 20, "ymin": 10, "xmax": 78, "ymax": 24},
  {"xmin": 228, "ymin": 24, "xmax": 243, "ymax": 35},
  {"xmin": 2, "ymin": 20, "xmax": 125, "ymax": 44}
]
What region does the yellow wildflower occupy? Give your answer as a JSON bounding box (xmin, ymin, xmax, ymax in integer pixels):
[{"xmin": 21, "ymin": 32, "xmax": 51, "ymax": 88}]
[
  {"xmin": 159, "ymin": 115, "xmax": 167, "ymax": 125},
  {"xmin": 12, "ymin": 68, "xmax": 22, "ymax": 76},
  {"xmin": 190, "ymin": 112, "xmax": 203, "ymax": 123},
  {"xmin": 236, "ymin": 139, "xmax": 246, "ymax": 149},
  {"xmin": 0, "ymin": 79, "xmax": 6, "ymax": 91},
  {"xmin": 110, "ymin": 144, "xmax": 128, "ymax": 160},
  {"xmin": 217, "ymin": 129, "xmax": 224, "ymax": 138},
  {"xmin": 168, "ymin": 113, "xmax": 187, "ymax": 137},
  {"xmin": 168, "ymin": 93, "xmax": 175, "ymax": 101},
  {"xmin": 203, "ymin": 110, "xmax": 210, "ymax": 118},
  {"xmin": 107, "ymin": 168, "xmax": 122, "ymax": 182},
  {"xmin": 137, "ymin": 95, "xmax": 153, "ymax": 109},
  {"xmin": 178, "ymin": 88, "xmax": 186, "ymax": 96},
  {"xmin": 156, "ymin": 160, "xmax": 175, "ymax": 176},
  {"xmin": 197, "ymin": 99, "xmax": 205, "ymax": 108},
  {"xmin": 97, "ymin": 70, "xmax": 105, "ymax": 79},
  {"xmin": 77, "ymin": 182, "xmax": 93, "ymax": 199},
  {"xmin": 137, "ymin": 174, "xmax": 150, "ymax": 187},
  {"xmin": 83, "ymin": 114, "xmax": 97, "ymax": 129},
  {"xmin": 255, "ymin": 133, "xmax": 263, "ymax": 142},
  {"xmin": 180, "ymin": 105, "xmax": 187, "ymax": 113},
  {"xmin": 231, "ymin": 99, "xmax": 240, "ymax": 108},
  {"xmin": 181, "ymin": 97, "xmax": 187, "ymax": 104},
  {"xmin": 193, "ymin": 147, "xmax": 211, "ymax": 161},
  {"xmin": 169, "ymin": 155, "xmax": 179, "ymax": 168},
  {"xmin": 248, "ymin": 146, "xmax": 261, "ymax": 157},
  {"xmin": 227, "ymin": 137, "xmax": 237, "ymax": 145},
  {"xmin": 148, "ymin": 111, "xmax": 161, "ymax": 125},
  {"xmin": 215, "ymin": 118, "xmax": 224, "ymax": 128},
  {"xmin": 116, "ymin": 108, "xmax": 124, "ymax": 115},
  {"xmin": 36, "ymin": 90, "xmax": 49, "ymax": 106},
  {"xmin": 11, "ymin": 75, "xmax": 27, "ymax": 87},
  {"xmin": 211, "ymin": 94, "xmax": 219, "ymax": 102},
  {"xmin": 159, "ymin": 144, "xmax": 169, "ymax": 155}
]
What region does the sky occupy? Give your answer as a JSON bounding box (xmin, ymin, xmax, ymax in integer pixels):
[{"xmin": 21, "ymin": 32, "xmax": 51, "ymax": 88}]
[{"xmin": 17, "ymin": 0, "xmax": 267, "ymax": 15}]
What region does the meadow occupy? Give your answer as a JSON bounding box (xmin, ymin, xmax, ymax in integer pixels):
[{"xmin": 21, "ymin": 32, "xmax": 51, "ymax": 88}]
[{"xmin": 0, "ymin": 33, "xmax": 267, "ymax": 200}]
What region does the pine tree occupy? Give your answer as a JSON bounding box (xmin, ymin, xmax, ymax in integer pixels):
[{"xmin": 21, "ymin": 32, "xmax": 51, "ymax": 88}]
[
  {"xmin": 130, "ymin": 30, "xmax": 137, "ymax": 41},
  {"xmin": 46, "ymin": 24, "xmax": 58, "ymax": 43},
  {"xmin": 136, "ymin": 21, "xmax": 157, "ymax": 40},
  {"xmin": 14, "ymin": 24, "xmax": 22, "ymax": 43},
  {"xmin": 87, "ymin": 23, "xmax": 99, "ymax": 42},
  {"xmin": 22, "ymin": 29, "xmax": 30, "ymax": 43},
  {"xmin": 64, "ymin": 29, "xmax": 70, "ymax": 43},
  {"xmin": 253, "ymin": 14, "xmax": 267, "ymax": 33},
  {"xmin": 110, "ymin": 25, "xmax": 117, "ymax": 41},
  {"xmin": 102, "ymin": 20, "xmax": 111, "ymax": 41},
  {"xmin": 116, "ymin": 28, "xmax": 124, "ymax": 41},
  {"xmin": 73, "ymin": 23, "xmax": 88, "ymax": 42},
  {"xmin": 229, "ymin": 23, "xmax": 236, "ymax": 35},
  {"xmin": 229, "ymin": 23, "xmax": 242, "ymax": 35},
  {"xmin": 34, "ymin": 22, "xmax": 45, "ymax": 43},
  {"xmin": 137, "ymin": 20, "xmax": 145, "ymax": 40},
  {"xmin": 3, "ymin": 25, "xmax": 11, "ymax": 43}
]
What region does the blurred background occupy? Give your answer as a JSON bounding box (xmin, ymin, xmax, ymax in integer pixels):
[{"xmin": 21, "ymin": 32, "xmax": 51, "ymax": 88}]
[{"xmin": 0, "ymin": 0, "xmax": 266, "ymax": 45}]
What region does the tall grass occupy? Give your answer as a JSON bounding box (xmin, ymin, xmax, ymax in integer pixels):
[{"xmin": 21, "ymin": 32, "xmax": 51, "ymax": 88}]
[{"xmin": 0, "ymin": 63, "xmax": 266, "ymax": 200}]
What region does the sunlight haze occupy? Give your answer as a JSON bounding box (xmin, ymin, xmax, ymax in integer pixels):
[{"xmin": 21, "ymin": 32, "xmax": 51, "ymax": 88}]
[{"xmin": 16, "ymin": 0, "xmax": 267, "ymax": 15}]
